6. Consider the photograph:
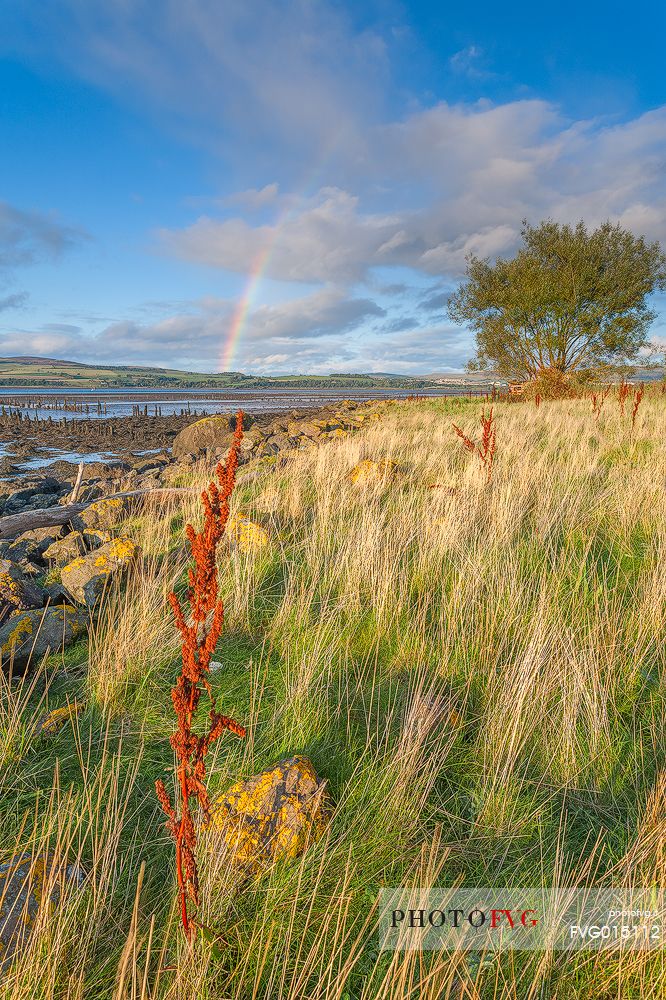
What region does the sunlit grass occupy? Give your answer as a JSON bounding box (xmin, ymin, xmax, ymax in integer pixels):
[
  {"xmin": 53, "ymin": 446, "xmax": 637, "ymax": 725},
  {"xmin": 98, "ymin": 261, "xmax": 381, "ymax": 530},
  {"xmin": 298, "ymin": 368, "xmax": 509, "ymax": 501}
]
[{"xmin": 0, "ymin": 392, "xmax": 664, "ymax": 998}]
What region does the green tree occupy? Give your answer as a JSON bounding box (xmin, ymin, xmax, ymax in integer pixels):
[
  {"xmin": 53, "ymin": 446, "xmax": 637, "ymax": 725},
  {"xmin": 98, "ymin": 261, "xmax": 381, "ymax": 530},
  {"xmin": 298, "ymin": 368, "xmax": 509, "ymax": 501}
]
[{"xmin": 448, "ymin": 219, "xmax": 666, "ymax": 381}]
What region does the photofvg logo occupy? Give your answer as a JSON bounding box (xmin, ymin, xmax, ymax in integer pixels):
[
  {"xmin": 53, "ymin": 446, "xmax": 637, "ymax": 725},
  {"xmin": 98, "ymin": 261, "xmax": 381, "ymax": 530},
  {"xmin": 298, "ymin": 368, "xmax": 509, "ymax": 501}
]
[{"xmin": 378, "ymin": 888, "xmax": 664, "ymax": 952}]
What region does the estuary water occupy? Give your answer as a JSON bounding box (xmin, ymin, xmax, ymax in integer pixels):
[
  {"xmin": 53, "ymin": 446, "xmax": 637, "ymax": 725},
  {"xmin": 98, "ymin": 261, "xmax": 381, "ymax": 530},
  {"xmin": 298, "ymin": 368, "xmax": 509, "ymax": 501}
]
[{"xmin": 0, "ymin": 386, "xmax": 474, "ymax": 421}]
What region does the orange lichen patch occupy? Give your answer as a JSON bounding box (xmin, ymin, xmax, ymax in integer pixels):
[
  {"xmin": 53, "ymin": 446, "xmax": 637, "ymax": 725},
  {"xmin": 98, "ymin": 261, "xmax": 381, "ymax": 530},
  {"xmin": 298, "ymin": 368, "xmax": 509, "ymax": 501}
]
[
  {"xmin": 349, "ymin": 459, "xmax": 400, "ymax": 486},
  {"xmin": 311, "ymin": 418, "xmax": 343, "ymax": 431},
  {"xmin": 42, "ymin": 533, "xmax": 87, "ymax": 565},
  {"xmin": 0, "ymin": 853, "xmax": 85, "ymax": 968},
  {"xmin": 35, "ymin": 701, "xmax": 84, "ymax": 737},
  {"xmin": 208, "ymin": 756, "xmax": 333, "ymax": 874},
  {"xmin": 227, "ymin": 513, "xmax": 269, "ymax": 553},
  {"xmin": 89, "ymin": 497, "xmax": 123, "ymax": 511}
]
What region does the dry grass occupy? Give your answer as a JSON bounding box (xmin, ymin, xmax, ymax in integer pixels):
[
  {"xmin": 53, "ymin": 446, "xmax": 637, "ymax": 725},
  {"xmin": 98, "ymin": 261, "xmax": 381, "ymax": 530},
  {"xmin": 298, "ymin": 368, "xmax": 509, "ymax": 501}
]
[{"xmin": 0, "ymin": 392, "xmax": 664, "ymax": 998}]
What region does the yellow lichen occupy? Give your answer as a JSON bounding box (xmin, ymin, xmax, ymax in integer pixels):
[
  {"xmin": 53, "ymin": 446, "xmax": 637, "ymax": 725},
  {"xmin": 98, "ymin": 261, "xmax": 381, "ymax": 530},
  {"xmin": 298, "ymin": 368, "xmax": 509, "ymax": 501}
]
[
  {"xmin": 227, "ymin": 513, "xmax": 269, "ymax": 553},
  {"xmin": 1, "ymin": 616, "xmax": 33, "ymax": 654},
  {"xmin": 208, "ymin": 756, "xmax": 332, "ymax": 874},
  {"xmin": 61, "ymin": 557, "xmax": 86, "ymax": 573},
  {"xmin": 349, "ymin": 459, "xmax": 400, "ymax": 485},
  {"xmin": 105, "ymin": 537, "xmax": 137, "ymax": 560},
  {"xmin": 37, "ymin": 702, "xmax": 84, "ymax": 736}
]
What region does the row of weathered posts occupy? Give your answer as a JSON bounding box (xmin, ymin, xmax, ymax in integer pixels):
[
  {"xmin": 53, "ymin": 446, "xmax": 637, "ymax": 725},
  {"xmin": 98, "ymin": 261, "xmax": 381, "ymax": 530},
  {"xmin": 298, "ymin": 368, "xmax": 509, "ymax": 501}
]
[{"xmin": 0, "ymin": 405, "xmax": 208, "ymax": 430}]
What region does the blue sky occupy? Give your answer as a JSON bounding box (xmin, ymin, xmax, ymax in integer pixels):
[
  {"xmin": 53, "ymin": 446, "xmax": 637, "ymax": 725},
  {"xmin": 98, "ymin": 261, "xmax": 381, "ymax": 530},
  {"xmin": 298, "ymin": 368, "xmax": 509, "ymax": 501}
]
[{"xmin": 0, "ymin": 0, "xmax": 665, "ymax": 374}]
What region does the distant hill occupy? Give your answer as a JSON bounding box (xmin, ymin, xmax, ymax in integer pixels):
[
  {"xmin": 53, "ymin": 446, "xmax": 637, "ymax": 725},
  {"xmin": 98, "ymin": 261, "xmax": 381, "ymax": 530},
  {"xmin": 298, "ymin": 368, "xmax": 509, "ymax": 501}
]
[
  {"xmin": 0, "ymin": 356, "xmax": 442, "ymax": 390},
  {"xmin": 2, "ymin": 356, "xmax": 92, "ymax": 367}
]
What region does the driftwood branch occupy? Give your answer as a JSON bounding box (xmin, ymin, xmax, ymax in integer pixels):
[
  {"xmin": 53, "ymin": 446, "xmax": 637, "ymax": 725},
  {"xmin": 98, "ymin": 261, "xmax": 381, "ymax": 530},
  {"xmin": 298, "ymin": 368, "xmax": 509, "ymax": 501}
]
[
  {"xmin": 67, "ymin": 462, "xmax": 85, "ymax": 504},
  {"xmin": 0, "ymin": 488, "xmax": 200, "ymax": 540}
]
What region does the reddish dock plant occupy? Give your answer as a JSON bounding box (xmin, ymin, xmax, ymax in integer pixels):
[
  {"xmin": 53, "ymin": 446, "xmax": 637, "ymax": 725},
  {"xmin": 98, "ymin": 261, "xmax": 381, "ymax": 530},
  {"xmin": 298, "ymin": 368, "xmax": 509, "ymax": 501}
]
[
  {"xmin": 156, "ymin": 412, "xmax": 246, "ymax": 942},
  {"xmin": 618, "ymin": 378, "xmax": 630, "ymax": 416},
  {"xmin": 452, "ymin": 407, "xmax": 497, "ymax": 483},
  {"xmin": 631, "ymin": 384, "xmax": 644, "ymax": 431},
  {"xmin": 591, "ymin": 385, "xmax": 611, "ymax": 419}
]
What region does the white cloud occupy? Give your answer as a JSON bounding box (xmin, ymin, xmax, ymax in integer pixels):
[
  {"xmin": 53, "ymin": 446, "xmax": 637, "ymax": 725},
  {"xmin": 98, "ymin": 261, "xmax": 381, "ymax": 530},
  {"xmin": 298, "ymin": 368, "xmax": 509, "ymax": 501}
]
[
  {"xmin": 158, "ymin": 101, "xmax": 666, "ymax": 289},
  {"xmin": 2, "ymin": 288, "xmax": 386, "ymax": 371},
  {"xmin": 3, "ymin": 2, "xmax": 666, "ymax": 374},
  {"xmin": 160, "ymin": 188, "xmax": 404, "ymax": 284}
]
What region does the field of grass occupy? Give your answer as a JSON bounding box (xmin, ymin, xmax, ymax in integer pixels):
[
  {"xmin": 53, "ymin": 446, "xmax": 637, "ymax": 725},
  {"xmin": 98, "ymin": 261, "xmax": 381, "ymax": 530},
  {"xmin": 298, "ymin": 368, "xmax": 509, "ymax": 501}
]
[
  {"xmin": 0, "ymin": 357, "xmax": 439, "ymax": 389},
  {"xmin": 0, "ymin": 392, "xmax": 664, "ymax": 998}
]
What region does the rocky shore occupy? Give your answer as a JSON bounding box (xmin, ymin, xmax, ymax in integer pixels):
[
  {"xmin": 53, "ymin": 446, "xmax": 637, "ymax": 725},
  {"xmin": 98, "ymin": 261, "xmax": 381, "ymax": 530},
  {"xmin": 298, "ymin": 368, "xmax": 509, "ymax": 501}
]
[{"xmin": 0, "ymin": 398, "xmax": 395, "ymax": 671}]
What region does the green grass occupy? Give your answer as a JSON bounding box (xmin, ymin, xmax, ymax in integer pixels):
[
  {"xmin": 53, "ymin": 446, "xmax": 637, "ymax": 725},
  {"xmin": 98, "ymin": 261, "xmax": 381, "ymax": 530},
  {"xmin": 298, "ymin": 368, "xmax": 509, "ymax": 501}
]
[
  {"xmin": 0, "ymin": 392, "xmax": 664, "ymax": 998},
  {"xmin": 0, "ymin": 357, "xmax": 440, "ymax": 389}
]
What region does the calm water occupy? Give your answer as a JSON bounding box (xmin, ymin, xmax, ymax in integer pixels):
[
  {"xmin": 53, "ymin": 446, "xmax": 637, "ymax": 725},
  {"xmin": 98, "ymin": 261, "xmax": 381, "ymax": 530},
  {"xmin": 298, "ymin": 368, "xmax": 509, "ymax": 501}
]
[
  {"xmin": 16, "ymin": 449, "xmax": 123, "ymax": 471},
  {"xmin": 0, "ymin": 386, "xmax": 474, "ymax": 421}
]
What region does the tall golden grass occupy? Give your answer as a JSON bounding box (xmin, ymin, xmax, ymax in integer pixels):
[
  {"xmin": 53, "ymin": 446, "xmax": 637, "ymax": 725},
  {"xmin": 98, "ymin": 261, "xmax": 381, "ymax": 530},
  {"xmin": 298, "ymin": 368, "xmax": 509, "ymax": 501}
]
[{"xmin": 0, "ymin": 391, "xmax": 664, "ymax": 998}]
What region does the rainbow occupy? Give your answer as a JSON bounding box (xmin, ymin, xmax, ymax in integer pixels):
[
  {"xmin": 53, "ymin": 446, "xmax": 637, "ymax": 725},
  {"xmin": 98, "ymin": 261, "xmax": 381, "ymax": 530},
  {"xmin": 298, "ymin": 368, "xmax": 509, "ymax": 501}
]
[
  {"xmin": 219, "ymin": 138, "xmax": 341, "ymax": 372},
  {"xmin": 220, "ymin": 240, "xmax": 274, "ymax": 372}
]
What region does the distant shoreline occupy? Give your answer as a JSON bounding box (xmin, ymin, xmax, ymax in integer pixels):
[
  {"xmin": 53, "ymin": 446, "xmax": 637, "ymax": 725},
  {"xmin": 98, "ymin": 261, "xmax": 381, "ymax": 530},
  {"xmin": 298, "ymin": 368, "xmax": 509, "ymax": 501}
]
[{"xmin": 0, "ymin": 355, "xmax": 499, "ymax": 391}]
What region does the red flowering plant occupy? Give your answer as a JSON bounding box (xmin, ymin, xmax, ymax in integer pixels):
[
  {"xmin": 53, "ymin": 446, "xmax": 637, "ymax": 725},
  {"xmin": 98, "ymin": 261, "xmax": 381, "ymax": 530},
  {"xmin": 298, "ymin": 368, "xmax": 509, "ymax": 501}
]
[{"xmin": 156, "ymin": 412, "xmax": 246, "ymax": 941}]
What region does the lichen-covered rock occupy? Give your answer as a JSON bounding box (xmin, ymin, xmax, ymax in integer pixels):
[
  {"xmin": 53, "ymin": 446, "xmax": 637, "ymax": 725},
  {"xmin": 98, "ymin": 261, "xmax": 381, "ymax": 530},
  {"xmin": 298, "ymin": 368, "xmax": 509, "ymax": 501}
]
[
  {"xmin": 82, "ymin": 529, "xmax": 111, "ymax": 549},
  {"xmin": 0, "ymin": 535, "xmax": 47, "ymax": 567},
  {"xmin": 0, "ymin": 606, "xmax": 88, "ymax": 672},
  {"xmin": 208, "ymin": 756, "xmax": 333, "ymax": 873},
  {"xmin": 0, "ymin": 561, "xmax": 44, "ymax": 624},
  {"xmin": 172, "ymin": 413, "xmax": 254, "ymax": 460},
  {"xmin": 73, "ymin": 496, "xmax": 132, "ymax": 532},
  {"xmin": 349, "ymin": 459, "xmax": 400, "ymax": 485},
  {"xmin": 286, "ymin": 420, "xmax": 323, "ymax": 439},
  {"xmin": 60, "ymin": 537, "xmax": 140, "ymax": 607},
  {"xmin": 227, "ymin": 513, "xmax": 269, "ymax": 553},
  {"xmin": 311, "ymin": 418, "xmax": 343, "ymax": 432},
  {"xmin": 35, "ymin": 701, "xmax": 85, "ymax": 737},
  {"xmin": 265, "ymin": 432, "xmax": 295, "ymax": 453},
  {"xmin": 13, "ymin": 527, "xmax": 64, "ymax": 553},
  {"xmin": 320, "ymin": 428, "xmax": 349, "ymax": 440},
  {"xmin": 43, "ymin": 532, "xmax": 88, "ymax": 566},
  {"xmin": 0, "ymin": 853, "xmax": 85, "ymax": 968},
  {"xmin": 238, "ymin": 425, "xmax": 266, "ymax": 453}
]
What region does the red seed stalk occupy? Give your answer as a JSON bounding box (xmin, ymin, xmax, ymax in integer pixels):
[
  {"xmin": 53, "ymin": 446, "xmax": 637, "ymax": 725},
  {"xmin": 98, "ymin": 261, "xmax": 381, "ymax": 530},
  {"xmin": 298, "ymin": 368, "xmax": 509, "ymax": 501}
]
[
  {"xmin": 452, "ymin": 407, "xmax": 497, "ymax": 483},
  {"xmin": 155, "ymin": 412, "xmax": 246, "ymax": 942},
  {"xmin": 452, "ymin": 423, "xmax": 477, "ymax": 454},
  {"xmin": 592, "ymin": 385, "xmax": 611, "ymax": 419},
  {"xmin": 618, "ymin": 378, "xmax": 630, "ymax": 417},
  {"xmin": 631, "ymin": 384, "xmax": 644, "ymax": 431}
]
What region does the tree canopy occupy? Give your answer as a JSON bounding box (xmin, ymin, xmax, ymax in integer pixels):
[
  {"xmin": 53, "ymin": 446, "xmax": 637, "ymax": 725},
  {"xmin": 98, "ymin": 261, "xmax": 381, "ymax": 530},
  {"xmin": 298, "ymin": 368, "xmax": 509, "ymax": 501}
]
[{"xmin": 448, "ymin": 219, "xmax": 666, "ymax": 381}]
